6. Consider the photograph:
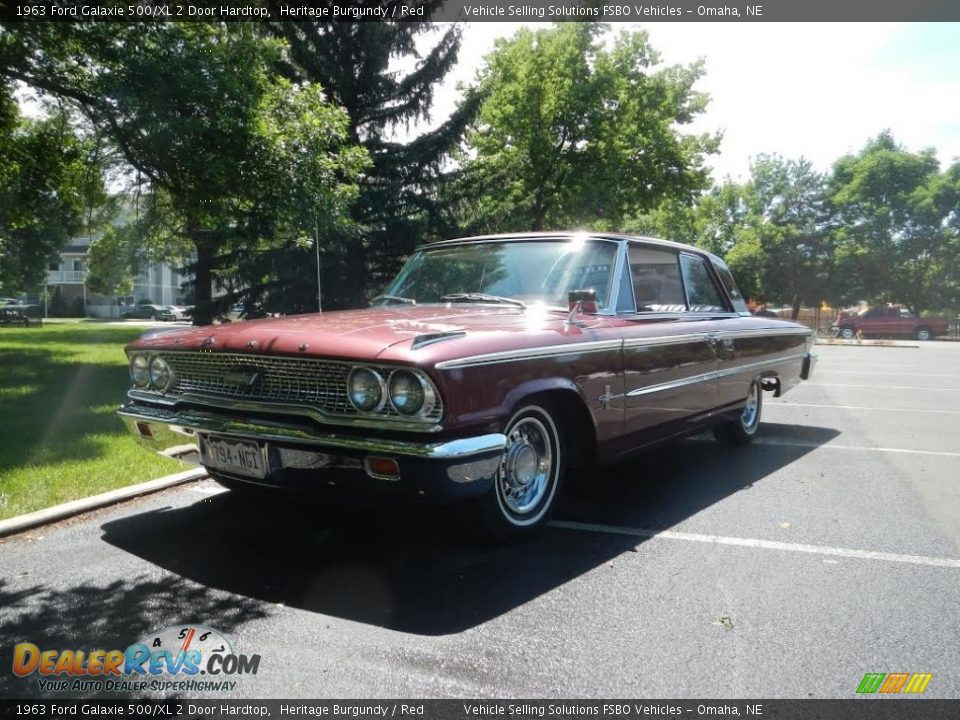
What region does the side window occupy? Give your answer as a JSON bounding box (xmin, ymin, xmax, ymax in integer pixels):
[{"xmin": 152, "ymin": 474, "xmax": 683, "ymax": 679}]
[
  {"xmin": 679, "ymin": 254, "xmax": 728, "ymax": 313},
  {"xmin": 711, "ymin": 257, "xmax": 749, "ymax": 314},
  {"xmin": 629, "ymin": 246, "xmax": 687, "ymax": 312}
]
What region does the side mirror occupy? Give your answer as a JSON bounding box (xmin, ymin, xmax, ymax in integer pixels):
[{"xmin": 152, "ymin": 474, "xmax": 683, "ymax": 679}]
[{"xmin": 567, "ymin": 289, "xmax": 598, "ymax": 314}]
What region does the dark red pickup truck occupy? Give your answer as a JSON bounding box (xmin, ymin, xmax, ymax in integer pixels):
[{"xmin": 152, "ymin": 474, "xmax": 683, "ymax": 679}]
[{"xmin": 831, "ymin": 306, "xmax": 949, "ymax": 341}]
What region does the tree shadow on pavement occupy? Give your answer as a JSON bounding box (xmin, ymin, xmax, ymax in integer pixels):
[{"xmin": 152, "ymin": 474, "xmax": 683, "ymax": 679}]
[{"xmin": 99, "ymin": 424, "xmax": 840, "ymax": 636}]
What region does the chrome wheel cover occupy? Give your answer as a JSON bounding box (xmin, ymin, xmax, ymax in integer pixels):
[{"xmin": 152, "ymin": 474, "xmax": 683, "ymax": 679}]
[
  {"xmin": 498, "ymin": 416, "xmax": 554, "ymax": 516},
  {"xmin": 741, "ymin": 382, "xmax": 760, "ymax": 433}
]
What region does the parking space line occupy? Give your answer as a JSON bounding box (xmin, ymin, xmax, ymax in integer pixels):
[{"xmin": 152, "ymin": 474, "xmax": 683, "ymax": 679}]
[
  {"xmin": 767, "ymin": 402, "xmax": 960, "ymax": 415},
  {"xmin": 808, "ymin": 383, "xmax": 960, "ymax": 391},
  {"xmin": 823, "ymin": 371, "xmax": 960, "ymax": 378},
  {"xmin": 548, "ymin": 520, "xmax": 960, "ymax": 569},
  {"xmin": 754, "ymin": 439, "xmax": 960, "ymax": 458}
]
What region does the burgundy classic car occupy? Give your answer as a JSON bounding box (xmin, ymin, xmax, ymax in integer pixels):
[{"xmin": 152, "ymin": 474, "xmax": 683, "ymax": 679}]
[
  {"xmin": 119, "ymin": 233, "xmax": 816, "ymax": 539},
  {"xmin": 831, "ymin": 305, "xmax": 949, "ymax": 341}
]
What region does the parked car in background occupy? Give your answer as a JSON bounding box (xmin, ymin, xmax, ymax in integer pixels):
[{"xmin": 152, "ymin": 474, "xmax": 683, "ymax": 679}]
[
  {"xmin": 122, "ymin": 303, "xmax": 176, "ymax": 321},
  {"xmin": 166, "ymin": 305, "xmax": 191, "ymax": 321},
  {"xmin": 119, "ymin": 233, "xmax": 815, "ymax": 540},
  {"xmin": 831, "ymin": 306, "xmax": 949, "ymax": 340},
  {"xmin": 0, "ymin": 304, "xmax": 42, "ymax": 327}
]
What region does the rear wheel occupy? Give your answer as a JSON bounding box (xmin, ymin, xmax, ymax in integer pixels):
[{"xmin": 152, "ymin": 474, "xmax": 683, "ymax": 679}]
[
  {"xmin": 915, "ymin": 327, "xmax": 932, "ymax": 341},
  {"xmin": 714, "ymin": 380, "xmax": 763, "ymax": 446},
  {"xmin": 476, "ymin": 402, "xmax": 565, "ymax": 542}
]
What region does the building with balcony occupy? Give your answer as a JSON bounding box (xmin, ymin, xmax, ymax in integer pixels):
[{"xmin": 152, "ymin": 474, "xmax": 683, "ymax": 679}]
[{"xmin": 42, "ymin": 236, "xmax": 189, "ymax": 317}]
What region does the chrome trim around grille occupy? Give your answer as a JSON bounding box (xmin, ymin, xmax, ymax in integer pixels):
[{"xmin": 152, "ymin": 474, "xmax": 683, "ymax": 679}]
[
  {"xmin": 128, "ymin": 351, "xmax": 443, "ymax": 427},
  {"xmin": 127, "ymin": 388, "xmax": 445, "ymax": 433}
]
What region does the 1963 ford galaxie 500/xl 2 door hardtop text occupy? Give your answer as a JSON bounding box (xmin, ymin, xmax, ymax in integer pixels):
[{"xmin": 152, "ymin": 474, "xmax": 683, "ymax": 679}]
[{"xmin": 119, "ymin": 233, "xmax": 815, "ymax": 539}]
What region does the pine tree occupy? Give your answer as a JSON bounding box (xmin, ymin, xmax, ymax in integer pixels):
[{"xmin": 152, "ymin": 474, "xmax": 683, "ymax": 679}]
[{"xmin": 266, "ymin": 7, "xmax": 480, "ymax": 307}]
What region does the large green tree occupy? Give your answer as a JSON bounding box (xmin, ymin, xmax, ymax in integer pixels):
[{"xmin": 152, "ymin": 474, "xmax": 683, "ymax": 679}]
[
  {"xmin": 827, "ymin": 131, "xmax": 959, "ymax": 313},
  {"xmin": 722, "ymin": 155, "xmax": 833, "ymax": 316},
  {"xmin": 267, "ymin": 11, "xmax": 480, "ymax": 306},
  {"xmin": 1, "ymin": 23, "xmax": 365, "ymax": 324},
  {"xmin": 0, "ymin": 84, "xmax": 105, "ymax": 294},
  {"xmin": 454, "ymin": 23, "xmax": 719, "ymax": 234}
]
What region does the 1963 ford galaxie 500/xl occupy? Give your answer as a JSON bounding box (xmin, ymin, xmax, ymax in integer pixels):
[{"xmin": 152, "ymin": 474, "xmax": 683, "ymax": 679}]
[{"xmin": 119, "ymin": 233, "xmax": 815, "ymax": 539}]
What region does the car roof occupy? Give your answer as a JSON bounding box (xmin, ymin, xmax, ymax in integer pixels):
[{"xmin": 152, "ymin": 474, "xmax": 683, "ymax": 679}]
[{"xmin": 422, "ymin": 231, "xmax": 719, "ymax": 261}]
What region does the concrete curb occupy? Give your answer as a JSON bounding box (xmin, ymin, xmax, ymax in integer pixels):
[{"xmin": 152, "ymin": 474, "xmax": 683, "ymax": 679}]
[{"xmin": 0, "ymin": 467, "xmax": 207, "ymax": 538}]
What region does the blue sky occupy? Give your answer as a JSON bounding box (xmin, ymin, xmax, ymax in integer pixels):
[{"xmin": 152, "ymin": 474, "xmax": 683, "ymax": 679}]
[{"xmin": 433, "ymin": 22, "xmax": 960, "ymax": 182}]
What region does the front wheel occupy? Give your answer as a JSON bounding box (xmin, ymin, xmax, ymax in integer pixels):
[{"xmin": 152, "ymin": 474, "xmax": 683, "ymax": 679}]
[
  {"xmin": 838, "ymin": 326, "xmax": 856, "ymax": 340},
  {"xmin": 714, "ymin": 380, "xmax": 763, "ymax": 446},
  {"xmin": 476, "ymin": 402, "xmax": 565, "ymax": 542}
]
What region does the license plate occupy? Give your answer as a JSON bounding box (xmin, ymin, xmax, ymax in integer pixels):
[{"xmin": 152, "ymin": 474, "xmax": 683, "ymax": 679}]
[{"xmin": 201, "ymin": 436, "xmax": 266, "ymax": 479}]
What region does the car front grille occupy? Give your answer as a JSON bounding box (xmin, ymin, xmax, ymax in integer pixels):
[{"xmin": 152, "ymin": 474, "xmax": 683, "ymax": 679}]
[{"xmin": 155, "ymin": 351, "xmax": 442, "ymax": 423}]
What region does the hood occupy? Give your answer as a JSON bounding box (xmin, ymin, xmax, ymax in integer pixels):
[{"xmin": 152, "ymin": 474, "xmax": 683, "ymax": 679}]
[{"xmin": 128, "ymin": 305, "xmax": 581, "ymax": 361}]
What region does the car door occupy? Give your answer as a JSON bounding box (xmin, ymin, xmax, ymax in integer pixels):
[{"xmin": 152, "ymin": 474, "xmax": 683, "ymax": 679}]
[
  {"xmin": 620, "ymin": 245, "xmax": 719, "ymax": 442},
  {"xmin": 858, "ymin": 308, "xmax": 884, "ymax": 335}
]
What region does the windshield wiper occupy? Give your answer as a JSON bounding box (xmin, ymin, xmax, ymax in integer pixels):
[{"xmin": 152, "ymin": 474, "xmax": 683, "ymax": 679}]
[
  {"xmin": 372, "ymin": 294, "xmax": 416, "ymax": 305},
  {"xmin": 441, "ymin": 293, "xmax": 526, "ymax": 309}
]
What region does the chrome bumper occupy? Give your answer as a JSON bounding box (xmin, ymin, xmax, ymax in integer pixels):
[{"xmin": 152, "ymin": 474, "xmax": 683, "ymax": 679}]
[{"xmin": 118, "ymin": 403, "xmax": 506, "ymax": 493}]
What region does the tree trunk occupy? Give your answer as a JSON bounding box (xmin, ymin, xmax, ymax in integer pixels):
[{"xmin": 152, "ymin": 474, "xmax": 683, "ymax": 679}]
[
  {"xmin": 790, "ymin": 293, "xmax": 802, "ymax": 320},
  {"xmin": 191, "ymin": 233, "xmax": 215, "ymax": 326}
]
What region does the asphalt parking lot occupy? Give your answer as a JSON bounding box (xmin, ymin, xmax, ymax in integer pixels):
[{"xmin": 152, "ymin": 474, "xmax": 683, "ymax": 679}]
[{"xmin": 1, "ymin": 342, "xmax": 959, "ymax": 699}]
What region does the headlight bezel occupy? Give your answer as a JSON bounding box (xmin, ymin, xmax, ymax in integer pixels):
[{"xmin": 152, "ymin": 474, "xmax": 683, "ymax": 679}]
[{"xmin": 347, "ymin": 366, "xmax": 387, "ymax": 413}]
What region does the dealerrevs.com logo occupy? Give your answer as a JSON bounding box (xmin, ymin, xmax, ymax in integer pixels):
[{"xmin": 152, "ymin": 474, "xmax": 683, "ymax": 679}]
[{"xmin": 13, "ymin": 625, "xmax": 260, "ymax": 693}]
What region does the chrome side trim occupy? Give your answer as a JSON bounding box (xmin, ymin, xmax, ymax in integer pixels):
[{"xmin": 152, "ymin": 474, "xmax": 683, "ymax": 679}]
[
  {"xmin": 436, "ymin": 329, "xmax": 811, "ymax": 371},
  {"xmin": 127, "ymin": 389, "xmax": 445, "ymax": 433},
  {"xmin": 622, "ymin": 333, "xmax": 708, "ymax": 348},
  {"xmin": 626, "ymin": 352, "xmax": 809, "ymax": 398},
  {"xmin": 435, "ymin": 339, "xmax": 623, "ymax": 370},
  {"xmin": 621, "ymin": 312, "xmax": 740, "ymax": 321},
  {"xmin": 716, "ymin": 328, "xmax": 813, "ymax": 340},
  {"xmin": 715, "ymin": 353, "xmax": 809, "ymax": 379},
  {"xmin": 118, "ymin": 403, "xmax": 505, "ymax": 460},
  {"xmin": 627, "ymin": 369, "xmax": 717, "ymax": 397}
]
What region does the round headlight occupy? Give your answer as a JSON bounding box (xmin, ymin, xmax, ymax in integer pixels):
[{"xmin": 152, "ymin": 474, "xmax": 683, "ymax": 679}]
[
  {"xmin": 130, "ymin": 354, "xmax": 150, "ymax": 387},
  {"xmin": 148, "ymin": 355, "xmax": 173, "ymax": 391},
  {"xmin": 389, "ymin": 371, "xmax": 425, "ymax": 415},
  {"xmin": 348, "ymin": 367, "xmax": 384, "ymax": 412}
]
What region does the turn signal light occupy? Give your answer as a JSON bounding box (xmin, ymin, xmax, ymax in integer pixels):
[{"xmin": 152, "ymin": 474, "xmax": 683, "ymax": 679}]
[{"xmin": 365, "ymin": 457, "xmax": 400, "ymax": 480}]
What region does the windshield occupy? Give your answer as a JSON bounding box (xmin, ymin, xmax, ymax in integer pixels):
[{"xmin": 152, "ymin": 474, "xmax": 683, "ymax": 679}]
[{"xmin": 379, "ymin": 239, "xmax": 619, "ymax": 309}]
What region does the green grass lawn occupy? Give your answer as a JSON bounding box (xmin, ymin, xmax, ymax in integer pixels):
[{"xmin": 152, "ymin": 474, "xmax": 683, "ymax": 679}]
[{"xmin": 0, "ymin": 322, "xmax": 185, "ymax": 520}]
